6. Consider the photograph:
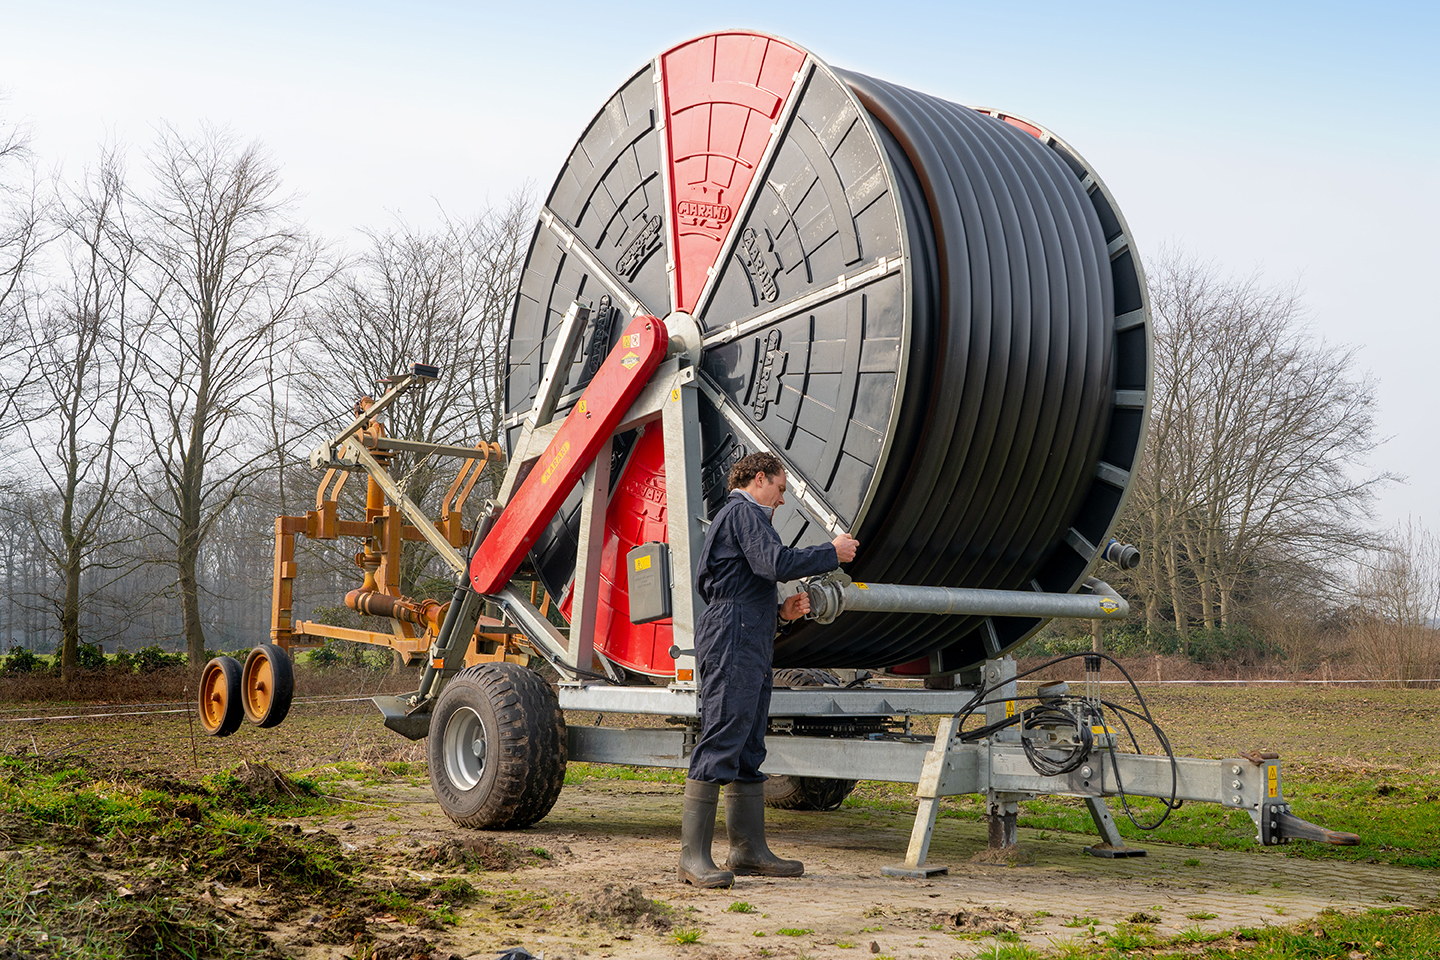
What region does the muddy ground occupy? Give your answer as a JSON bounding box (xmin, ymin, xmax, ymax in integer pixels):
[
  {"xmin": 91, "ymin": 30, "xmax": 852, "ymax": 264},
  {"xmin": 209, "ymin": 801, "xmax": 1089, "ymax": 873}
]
[{"xmin": 3, "ymin": 687, "xmax": 1439, "ymax": 958}]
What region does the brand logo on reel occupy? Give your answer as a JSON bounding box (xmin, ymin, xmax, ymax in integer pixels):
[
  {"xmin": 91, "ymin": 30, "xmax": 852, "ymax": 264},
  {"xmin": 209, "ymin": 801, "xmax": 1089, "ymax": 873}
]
[
  {"xmin": 677, "ymin": 198, "xmax": 732, "ymax": 230},
  {"xmin": 580, "ymin": 295, "xmax": 615, "ymax": 381},
  {"xmin": 738, "ymin": 228, "xmax": 781, "ymax": 303},
  {"xmin": 751, "ymin": 330, "xmax": 786, "ymax": 421},
  {"xmin": 701, "ymin": 437, "xmax": 747, "ymax": 505},
  {"xmin": 616, "ymin": 215, "xmax": 663, "ymax": 280},
  {"xmin": 540, "ymin": 440, "xmax": 572, "ymax": 486}
]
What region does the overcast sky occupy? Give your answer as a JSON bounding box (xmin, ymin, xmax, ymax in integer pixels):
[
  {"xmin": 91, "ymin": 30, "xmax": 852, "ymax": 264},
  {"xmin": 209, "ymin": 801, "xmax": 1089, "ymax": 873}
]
[{"xmin": 4, "ymin": 0, "xmax": 1436, "ymax": 532}]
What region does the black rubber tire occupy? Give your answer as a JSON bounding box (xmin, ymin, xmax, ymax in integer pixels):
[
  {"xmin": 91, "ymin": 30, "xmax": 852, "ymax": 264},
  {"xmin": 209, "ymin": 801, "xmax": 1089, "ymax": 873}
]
[
  {"xmin": 241, "ymin": 643, "xmax": 294, "ymax": 728},
  {"xmin": 427, "ymin": 662, "xmax": 567, "ymax": 829},
  {"xmin": 198, "ymin": 656, "xmax": 244, "ymax": 737},
  {"xmin": 764, "ymin": 668, "xmax": 859, "ymax": 811}
]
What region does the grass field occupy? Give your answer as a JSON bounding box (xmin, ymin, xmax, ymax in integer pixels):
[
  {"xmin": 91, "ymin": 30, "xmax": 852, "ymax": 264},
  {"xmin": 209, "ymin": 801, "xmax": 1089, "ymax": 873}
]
[{"xmin": 1, "ymin": 680, "xmax": 1437, "ymax": 958}]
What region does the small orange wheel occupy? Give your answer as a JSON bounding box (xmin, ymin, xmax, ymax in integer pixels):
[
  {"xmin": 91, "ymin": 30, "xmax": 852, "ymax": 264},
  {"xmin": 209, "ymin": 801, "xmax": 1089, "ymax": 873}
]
[
  {"xmin": 242, "ymin": 644, "xmax": 294, "ymax": 728},
  {"xmin": 198, "ymin": 656, "xmax": 243, "ymax": 737}
]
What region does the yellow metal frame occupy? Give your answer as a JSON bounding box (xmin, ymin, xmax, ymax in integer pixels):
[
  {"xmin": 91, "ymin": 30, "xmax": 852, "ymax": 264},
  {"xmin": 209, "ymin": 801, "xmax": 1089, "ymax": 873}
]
[{"xmin": 270, "ymin": 412, "xmax": 531, "ymax": 669}]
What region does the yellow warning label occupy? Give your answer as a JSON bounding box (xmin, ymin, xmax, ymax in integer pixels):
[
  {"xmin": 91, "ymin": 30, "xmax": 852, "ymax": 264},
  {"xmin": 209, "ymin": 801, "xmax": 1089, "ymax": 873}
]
[
  {"xmin": 854, "ymin": 582, "xmax": 868, "ymax": 589},
  {"xmin": 1099, "ymin": 598, "xmax": 1119, "ymax": 613},
  {"xmin": 1005, "ymin": 700, "xmax": 1015, "ymax": 718},
  {"xmin": 621, "ymin": 352, "xmax": 640, "ymax": 370},
  {"xmin": 671, "ymin": 388, "xmax": 680, "ymax": 401},
  {"xmin": 577, "ymin": 400, "xmax": 587, "ymax": 415},
  {"xmin": 633, "ymin": 555, "xmax": 652, "ymax": 571},
  {"xmin": 1268, "ymin": 765, "xmax": 1278, "ymax": 798},
  {"xmin": 1091, "ymin": 724, "xmax": 1114, "ymax": 736}
]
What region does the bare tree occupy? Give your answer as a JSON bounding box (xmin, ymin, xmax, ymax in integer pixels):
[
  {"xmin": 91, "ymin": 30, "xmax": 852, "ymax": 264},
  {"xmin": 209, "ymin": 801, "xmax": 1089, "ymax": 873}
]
[
  {"xmin": 299, "ymin": 196, "xmax": 530, "ymax": 595},
  {"xmin": 1114, "ymin": 252, "xmax": 1389, "ymax": 645},
  {"xmin": 6, "ymin": 153, "xmax": 148, "ymax": 679},
  {"xmin": 129, "ymin": 124, "xmax": 332, "ymax": 665},
  {"xmin": 0, "ymin": 108, "xmax": 48, "ymax": 432},
  {"xmin": 1352, "ymin": 519, "xmax": 1440, "ymax": 685}
]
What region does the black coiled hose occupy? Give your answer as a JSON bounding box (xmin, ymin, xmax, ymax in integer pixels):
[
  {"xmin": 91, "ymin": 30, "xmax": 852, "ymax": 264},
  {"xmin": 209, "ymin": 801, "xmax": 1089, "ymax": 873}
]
[{"xmin": 782, "ymin": 72, "xmax": 1114, "ymax": 670}]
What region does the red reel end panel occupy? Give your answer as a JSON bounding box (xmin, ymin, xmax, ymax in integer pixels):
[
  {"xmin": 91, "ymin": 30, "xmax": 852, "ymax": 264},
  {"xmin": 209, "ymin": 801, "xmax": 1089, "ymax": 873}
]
[{"xmin": 661, "ymin": 33, "xmax": 806, "ymax": 313}]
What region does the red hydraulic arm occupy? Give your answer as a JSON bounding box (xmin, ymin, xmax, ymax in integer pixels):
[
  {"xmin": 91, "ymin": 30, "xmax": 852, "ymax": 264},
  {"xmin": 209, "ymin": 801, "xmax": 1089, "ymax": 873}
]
[{"xmin": 469, "ymin": 314, "xmax": 669, "ymax": 595}]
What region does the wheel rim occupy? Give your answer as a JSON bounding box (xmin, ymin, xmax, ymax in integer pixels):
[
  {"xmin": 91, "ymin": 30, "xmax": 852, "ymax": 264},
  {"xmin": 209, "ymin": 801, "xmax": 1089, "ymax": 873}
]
[
  {"xmin": 244, "ymin": 654, "xmax": 274, "ymax": 719},
  {"xmin": 443, "ymin": 706, "xmax": 488, "ymax": 790},
  {"xmin": 199, "ymin": 661, "xmax": 230, "ymax": 731}
]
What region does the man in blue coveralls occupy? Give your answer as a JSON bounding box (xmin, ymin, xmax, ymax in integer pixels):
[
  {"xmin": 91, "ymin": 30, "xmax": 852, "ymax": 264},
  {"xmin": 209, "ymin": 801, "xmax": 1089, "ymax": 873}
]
[{"xmin": 679, "ymin": 451, "xmax": 860, "ymax": 888}]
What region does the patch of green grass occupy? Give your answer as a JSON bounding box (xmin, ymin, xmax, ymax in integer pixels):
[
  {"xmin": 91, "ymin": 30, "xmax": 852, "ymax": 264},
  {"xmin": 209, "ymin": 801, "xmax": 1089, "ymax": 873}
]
[
  {"xmin": 1062, "ymin": 915, "xmax": 1100, "ymax": 928},
  {"xmin": 1182, "ymin": 857, "xmax": 1201, "ymax": 866},
  {"xmin": 776, "ymin": 927, "xmax": 813, "ymax": 936},
  {"xmin": 434, "ymin": 877, "xmax": 479, "ymax": 905},
  {"xmin": 672, "ymin": 926, "xmax": 702, "ymax": 943},
  {"xmin": 1034, "ymin": 909, "xmax": 1440, "ymax": 958},
  {"xmin": 1185, "ymin": 910, "xmax": 1217, "ymax": 920},
  {"xmin": 835, "ymin": 941, "xmax": 855, "ymax": 949},
  {"xmin": 727, "ymin": 900, "xmax": 756, "ymax": 913},
  {"xmin": 1101, "ymin": 921, "xmax": 1157, "ymax": 951},
  {"xmin": 974, "ymin": 945, "xmax": 1042, "ymax": 960},
  {"xmin": 1174, "ymin": 923, "xmax": 1224, "ymax": 944},
  {"xmin": 563, "ymin": 762, "xmax": 687, "ymax": 785},
  {"xmin": 0, "ymin": 857, "xmax": 271, "ymax": 959}
]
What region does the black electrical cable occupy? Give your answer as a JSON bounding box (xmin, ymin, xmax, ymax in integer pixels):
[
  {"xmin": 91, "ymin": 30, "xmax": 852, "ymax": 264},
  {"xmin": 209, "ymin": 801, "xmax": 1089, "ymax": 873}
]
[
  {"xmin": 1021, "ymin": 705, "xmax": 1093, "ymax": 776},
  {"xmin": 947, "ymin": 651, "xmax": 1182, "ymax": 831}
]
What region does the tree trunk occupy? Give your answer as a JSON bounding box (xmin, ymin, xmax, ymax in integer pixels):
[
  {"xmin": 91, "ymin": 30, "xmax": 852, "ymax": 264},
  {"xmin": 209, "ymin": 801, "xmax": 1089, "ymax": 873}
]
[
  {"xmin": 61, "ymin": 547, "xmax": 81, "ymax": 682},
  {"xmin": 179, "ymin": 529, "xmax": 205, "ymax": 665},
  {"xmin": 1165, "ymin": 540, "xmax": 1189, "ymax": 649}
]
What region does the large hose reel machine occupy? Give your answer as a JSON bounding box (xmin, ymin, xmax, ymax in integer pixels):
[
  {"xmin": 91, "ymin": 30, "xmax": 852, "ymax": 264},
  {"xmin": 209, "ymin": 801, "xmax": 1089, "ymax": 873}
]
[{"xmin": 504, "ymin": 30, "xmax": 1152, "ymax": 678}]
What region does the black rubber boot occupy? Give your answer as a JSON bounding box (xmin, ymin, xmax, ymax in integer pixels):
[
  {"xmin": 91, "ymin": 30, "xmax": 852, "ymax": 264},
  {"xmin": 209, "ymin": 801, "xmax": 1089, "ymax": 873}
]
[
  {"xmin": 679, "ymin": 779, "xmax": 734, "ymax": 888},
  {"xmin": 725, "ymin": 780, "xmax": 804, "ymax": 876}
]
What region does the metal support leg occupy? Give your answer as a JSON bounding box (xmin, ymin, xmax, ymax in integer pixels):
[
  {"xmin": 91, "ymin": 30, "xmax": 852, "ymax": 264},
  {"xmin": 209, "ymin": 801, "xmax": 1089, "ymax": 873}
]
[
  {"xmin": 1084, "ymin": 796, "xmax": 1147, "ymax": 857},
  {"xmin": 568, "ymin": 436, "xmax": 613, "ymax": 675},
  {"xmin": 882, "ymin": 715, "xmax": 957, "ymax": 878},
  {"xmin": 662, "ymin": 368, "xmax": 704, "ymax": 687},
  {"xmin": 987, "ymin": 797, "xmax": 1020, "ymax": 849}
]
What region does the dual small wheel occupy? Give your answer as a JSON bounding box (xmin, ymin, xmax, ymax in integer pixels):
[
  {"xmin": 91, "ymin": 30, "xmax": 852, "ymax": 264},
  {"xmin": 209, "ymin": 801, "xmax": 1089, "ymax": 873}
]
[
  {"xmin": 428, "ymin": 662, "xmax": 567, "ymax": 829},
  {"xmin": 198, "ymin": 644, "xmax": 295, "ymax": 737}
]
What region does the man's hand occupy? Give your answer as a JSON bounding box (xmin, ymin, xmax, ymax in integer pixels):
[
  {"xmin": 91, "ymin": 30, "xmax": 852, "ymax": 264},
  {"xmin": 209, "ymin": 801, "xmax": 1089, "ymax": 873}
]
[
  {"xmin": 832, "ymin": 533, "xmax": 859, "ymax": 563},
  {"xmin": 780, "ymin": 590, "xmax": 811, "ymax": 621}
]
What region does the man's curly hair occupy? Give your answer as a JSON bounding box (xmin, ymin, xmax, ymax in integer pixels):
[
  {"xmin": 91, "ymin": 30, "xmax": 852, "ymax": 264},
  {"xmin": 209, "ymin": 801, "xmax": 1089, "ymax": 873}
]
[{"xmin": 727, "ymin": 451, "xmax": 785, "ymax": 491}]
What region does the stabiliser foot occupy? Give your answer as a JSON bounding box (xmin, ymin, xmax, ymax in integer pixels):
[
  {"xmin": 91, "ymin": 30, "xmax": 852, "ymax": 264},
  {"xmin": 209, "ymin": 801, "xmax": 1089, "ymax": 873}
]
[
  {"xmin": 1084, "ymin": 843, "xmax": 1147, "ymax": 859},
  {"xmin": 881, "ymin": 864, "xmax": 949, "ymax": 879}
]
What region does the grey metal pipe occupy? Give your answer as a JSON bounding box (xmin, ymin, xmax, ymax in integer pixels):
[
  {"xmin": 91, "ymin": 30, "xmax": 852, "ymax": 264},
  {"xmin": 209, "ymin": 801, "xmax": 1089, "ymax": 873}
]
[{"xmin": 805, "ymin": 578, "xmax": 1128, "ymax": 625}]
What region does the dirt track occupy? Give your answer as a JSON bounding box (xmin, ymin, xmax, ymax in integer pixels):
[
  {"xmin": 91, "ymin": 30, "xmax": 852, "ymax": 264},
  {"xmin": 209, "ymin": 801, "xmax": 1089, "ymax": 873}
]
[
  {"xmin": 6, "ymin": 689, "xmax": 1440, "ymax": 958},
  {"xmin": 294, "ymin": 776, "xmax": 1436, "ymax": 959}
]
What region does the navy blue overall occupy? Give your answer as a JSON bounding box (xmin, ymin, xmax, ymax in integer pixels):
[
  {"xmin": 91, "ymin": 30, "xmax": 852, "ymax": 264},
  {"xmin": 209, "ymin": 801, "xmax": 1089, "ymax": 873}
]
[{"xmin": 687, "ymin": 490, "xmax": 838, "ymax": 784}]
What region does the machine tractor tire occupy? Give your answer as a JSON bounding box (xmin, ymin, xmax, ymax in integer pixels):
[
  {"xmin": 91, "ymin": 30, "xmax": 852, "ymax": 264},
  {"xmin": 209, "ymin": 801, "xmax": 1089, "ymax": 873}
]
[
  {"xmin": 427, "ymin": 662, "xmax": 568, "ymax": 829},
  {"xmin": 241, "ymin": 643, "xmax": 294, "ymax": 728},
  {"xmin": 198, "ymin": 656, "xmax": 244, "ymax": 737},
  {"xmin": 765, "ymin": 668, "xmax": 859, "ymax": 811}
]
